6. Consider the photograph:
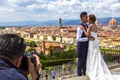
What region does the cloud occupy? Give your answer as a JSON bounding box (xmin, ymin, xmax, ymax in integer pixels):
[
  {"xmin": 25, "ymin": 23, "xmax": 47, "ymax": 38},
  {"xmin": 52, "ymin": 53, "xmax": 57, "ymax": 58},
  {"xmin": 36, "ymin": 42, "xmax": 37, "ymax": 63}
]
[
  {"xmin": 0, "ymin": 0, "xmax": 120, "ymax": 22},
  {"xmin": 111, "ymin": 3, "xmax": 120, "ymax": 10}
]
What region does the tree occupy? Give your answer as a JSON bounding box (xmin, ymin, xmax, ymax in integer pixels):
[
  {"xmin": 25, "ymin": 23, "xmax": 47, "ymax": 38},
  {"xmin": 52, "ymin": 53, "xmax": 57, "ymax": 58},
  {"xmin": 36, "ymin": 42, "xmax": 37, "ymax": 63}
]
[
  {"xmin": 49, "ymin": 46, "xmax": 54, "ymax": 59},
  {"xmin": 66, "ymin": 45, "xmax": 76, "ymax": 50},
  {"xmin": 53, "ymin": 36, "xmax": 56, "ymax": 41},
  {"xmin": 27, "ymin": 41, "xmax": 37, "ymax": 51},
  {"xmin": 38, "ymin": 51, "xmax": 46, "ymax": 60}
]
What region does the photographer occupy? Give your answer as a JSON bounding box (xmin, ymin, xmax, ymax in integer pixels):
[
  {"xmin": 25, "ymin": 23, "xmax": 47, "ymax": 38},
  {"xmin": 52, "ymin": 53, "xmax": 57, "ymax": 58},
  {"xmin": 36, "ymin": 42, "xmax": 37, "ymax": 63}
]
[{"xmin": 0, "ymin": 34, "xmax": 41, "ymax": 80}]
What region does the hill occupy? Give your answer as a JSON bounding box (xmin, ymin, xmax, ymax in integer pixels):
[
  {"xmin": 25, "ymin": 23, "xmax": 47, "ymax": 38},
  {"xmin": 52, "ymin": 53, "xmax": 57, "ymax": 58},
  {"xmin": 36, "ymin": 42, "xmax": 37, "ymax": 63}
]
[{"xmin": 0, "ymin": 17, "xmax": 120, "ymax": 26}]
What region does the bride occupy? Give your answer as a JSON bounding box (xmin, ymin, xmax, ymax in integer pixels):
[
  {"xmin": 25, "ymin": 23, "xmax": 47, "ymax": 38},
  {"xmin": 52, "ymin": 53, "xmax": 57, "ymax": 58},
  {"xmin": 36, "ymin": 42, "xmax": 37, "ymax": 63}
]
[{"xmin": 80, "ymin": 14, "xmax": 120, "ymax": 80}]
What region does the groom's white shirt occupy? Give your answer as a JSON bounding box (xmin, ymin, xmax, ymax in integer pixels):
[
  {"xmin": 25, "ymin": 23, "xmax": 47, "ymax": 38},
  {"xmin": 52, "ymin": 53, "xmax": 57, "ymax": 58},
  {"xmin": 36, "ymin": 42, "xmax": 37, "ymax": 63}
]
[{"xmin": 77, "ymin": 26, "xmax": 88, "ymax": 42}]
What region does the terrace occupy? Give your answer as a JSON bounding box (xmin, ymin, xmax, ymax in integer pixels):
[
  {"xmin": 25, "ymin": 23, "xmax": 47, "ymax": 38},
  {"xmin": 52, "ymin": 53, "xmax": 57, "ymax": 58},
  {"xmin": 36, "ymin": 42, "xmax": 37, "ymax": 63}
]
[{"xmin": 28, "ymin": 45, "xmax": 120, "ymax": 80}]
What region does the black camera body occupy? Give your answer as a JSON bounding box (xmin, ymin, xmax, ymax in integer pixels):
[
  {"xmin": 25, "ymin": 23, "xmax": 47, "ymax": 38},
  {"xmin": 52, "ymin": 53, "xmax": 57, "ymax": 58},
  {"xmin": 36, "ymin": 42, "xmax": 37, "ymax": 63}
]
[{"xmin": 19, "ymin": 50, "xmax": 38, "ymax": 72}]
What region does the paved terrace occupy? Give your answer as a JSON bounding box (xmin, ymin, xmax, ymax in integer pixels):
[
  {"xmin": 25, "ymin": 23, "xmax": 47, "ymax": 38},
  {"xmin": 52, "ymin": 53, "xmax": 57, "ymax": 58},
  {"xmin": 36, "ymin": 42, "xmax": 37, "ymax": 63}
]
[{"xmin": 57, "ymin": 63, "xmax": 120, "ymax": 80}]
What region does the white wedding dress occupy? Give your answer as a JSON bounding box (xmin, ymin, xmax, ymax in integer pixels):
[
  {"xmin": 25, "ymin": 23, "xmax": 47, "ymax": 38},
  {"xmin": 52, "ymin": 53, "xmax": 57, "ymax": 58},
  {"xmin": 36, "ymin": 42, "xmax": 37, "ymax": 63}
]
[{"xmin": 86, "ymin": 32, "xmax": 120, "ymax": 80}]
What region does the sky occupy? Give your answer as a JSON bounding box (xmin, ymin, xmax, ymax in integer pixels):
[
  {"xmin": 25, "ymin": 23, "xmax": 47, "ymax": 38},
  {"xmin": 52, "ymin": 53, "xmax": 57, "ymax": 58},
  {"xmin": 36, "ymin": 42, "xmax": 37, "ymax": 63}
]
[{"xmin": 0, "ymin": 0, "xmax": 120, "ymax": 22}]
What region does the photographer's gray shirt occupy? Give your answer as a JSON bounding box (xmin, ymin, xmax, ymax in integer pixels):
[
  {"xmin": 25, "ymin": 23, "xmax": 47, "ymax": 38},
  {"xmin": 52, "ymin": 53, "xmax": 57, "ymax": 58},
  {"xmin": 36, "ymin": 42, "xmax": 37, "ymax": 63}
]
[{"xmin": 0, "ymin": 59, "xmax": 27, "ymax": 80}]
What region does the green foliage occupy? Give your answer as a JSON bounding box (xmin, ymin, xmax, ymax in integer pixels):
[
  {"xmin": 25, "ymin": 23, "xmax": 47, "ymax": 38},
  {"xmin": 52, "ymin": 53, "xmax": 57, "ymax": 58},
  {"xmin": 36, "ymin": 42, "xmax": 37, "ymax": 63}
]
[
  {"xmin": 103, "ymin": 54, "xmax": 114, "ymax": 62},
  {"xmin": 66, "ymin": 45, "xmax": 76, "ymax": 50},
  {"xmin": 38, "ymin": 51, "xmax": 46, "ymax": 60},
  {"xmin": 100, "ymin": 48, "xmax": 120, "ymax": 63},
  {"xmin": 39, "ymin": 50, "xmax": 77, "ymax": 60},
  {"xmin": 49, "ymin": 46, "xmax": 54, "ymax": 59},
  {"xmin": 100, "ymin": 48, "xmax": 120, "ymax": 54},
  {"xmin": 26, "ymin": 41, "xmax": 37, "ymax": 50},
  {"xmin": 103, "ymin": 54, "xmax": 119, "ymax": 62},
  {"xmin": 58, "ymin": 50, "xmax": 77, "ymax": 59},
  {"xmin": 27, "ymin": 48, "xmax": 34, "ymax": 52},
  {"xmin": 38, "ymin": 50, "xmax": 77, "ymax": 68},
  {"xmin": 52, "ymin": 36, "xmax": 56, "ymax": 41},
  {"xmin": 41, "ymin": 59, "xmax": 74, "ymax": 68}
]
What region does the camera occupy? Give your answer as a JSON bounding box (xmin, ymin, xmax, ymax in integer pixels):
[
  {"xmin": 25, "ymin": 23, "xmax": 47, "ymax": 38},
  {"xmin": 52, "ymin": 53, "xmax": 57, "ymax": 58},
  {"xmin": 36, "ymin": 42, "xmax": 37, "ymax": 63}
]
[{"xmin": 19, "ymin": 50, "xmax": 38, "ymax": 72}]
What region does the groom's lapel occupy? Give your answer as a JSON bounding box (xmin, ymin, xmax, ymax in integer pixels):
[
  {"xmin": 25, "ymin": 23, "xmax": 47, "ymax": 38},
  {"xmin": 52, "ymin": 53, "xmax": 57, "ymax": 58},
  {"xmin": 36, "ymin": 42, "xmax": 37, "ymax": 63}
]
[
  {"xmin": 84, "ymin": 24, "xmax": 88, "ymax": 31},
  {"xmin": 81, "ymin": 23, "xmax": 88, "ymax": 31}
]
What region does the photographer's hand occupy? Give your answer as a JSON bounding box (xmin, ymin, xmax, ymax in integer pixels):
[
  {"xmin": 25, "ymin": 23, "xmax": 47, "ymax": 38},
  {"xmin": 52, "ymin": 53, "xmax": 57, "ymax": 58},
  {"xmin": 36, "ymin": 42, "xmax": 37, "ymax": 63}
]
[
  {"xmin": 27, "ymin": 55, "xmax": 41, "ymax": 80},
  {"xmin": 33, "ymin": 54, "xmax": 42, "ymax": 73}
]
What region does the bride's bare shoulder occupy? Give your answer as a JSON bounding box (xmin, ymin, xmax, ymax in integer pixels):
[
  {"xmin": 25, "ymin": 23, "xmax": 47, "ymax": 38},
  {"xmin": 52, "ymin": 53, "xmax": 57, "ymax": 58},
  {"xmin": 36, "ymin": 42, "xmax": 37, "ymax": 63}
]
[{"xmin": 91, "ymin": 24, "xmax": 98, "ymax": 33}]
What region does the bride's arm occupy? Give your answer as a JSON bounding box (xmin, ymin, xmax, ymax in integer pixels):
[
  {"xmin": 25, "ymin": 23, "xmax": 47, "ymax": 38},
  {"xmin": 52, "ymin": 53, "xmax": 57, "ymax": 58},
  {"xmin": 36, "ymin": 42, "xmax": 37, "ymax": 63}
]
[
  {"xmin": 80, "ymin": 24, "xmax": 92, "ymax": 37},
  {"xmin": 80, "ymin": 24, "xmax": 94, "ymax": 41}
]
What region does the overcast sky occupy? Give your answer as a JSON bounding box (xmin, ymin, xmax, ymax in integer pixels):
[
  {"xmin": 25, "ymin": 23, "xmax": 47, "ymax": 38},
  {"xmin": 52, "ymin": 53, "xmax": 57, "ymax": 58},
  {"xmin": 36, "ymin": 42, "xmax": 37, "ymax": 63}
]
[{"xmin": 0, "ymin": 0, "xmax": 120, "ymax": 22}]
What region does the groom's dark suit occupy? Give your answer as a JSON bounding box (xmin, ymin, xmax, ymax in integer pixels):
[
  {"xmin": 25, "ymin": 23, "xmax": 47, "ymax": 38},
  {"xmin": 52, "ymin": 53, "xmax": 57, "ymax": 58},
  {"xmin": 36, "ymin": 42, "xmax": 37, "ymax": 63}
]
[{"xmin": 77, "ymin": 23, "xmax": 89, "ymax": 76}]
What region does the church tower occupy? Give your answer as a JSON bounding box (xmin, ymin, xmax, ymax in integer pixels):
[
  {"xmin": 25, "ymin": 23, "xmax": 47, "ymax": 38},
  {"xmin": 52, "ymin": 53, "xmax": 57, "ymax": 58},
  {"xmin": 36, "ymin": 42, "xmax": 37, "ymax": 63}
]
[
  {"xmin": 58, "ymin": 18, "xmax": 62, "ymax": 28},
  {"xmin": 58, "ymin": 18, "xmax": 63, "ymax": 43}
]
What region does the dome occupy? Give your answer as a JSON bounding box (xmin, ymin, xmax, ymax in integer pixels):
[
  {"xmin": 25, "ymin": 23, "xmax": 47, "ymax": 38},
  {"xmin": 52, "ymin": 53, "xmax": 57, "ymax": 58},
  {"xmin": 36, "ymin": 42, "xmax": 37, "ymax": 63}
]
[{"xmin": 109, "ymin": 17, "xmax": 117, "ymax": 25}]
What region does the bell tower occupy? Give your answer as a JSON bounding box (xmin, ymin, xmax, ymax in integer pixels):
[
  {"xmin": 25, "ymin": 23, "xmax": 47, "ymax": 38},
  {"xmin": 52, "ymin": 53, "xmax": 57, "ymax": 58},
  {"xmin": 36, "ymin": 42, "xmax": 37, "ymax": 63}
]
[{"xmin": 58, "ymin": 18, "xmax": 62, "ymax": 28}]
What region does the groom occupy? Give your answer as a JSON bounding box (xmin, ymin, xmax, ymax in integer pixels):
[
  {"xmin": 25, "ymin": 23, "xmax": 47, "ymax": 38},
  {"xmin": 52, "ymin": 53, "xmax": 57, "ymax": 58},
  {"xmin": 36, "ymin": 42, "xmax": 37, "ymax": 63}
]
[{"xmin": 77, "ymin": 12, "xmax": 94, "ymax": 76}]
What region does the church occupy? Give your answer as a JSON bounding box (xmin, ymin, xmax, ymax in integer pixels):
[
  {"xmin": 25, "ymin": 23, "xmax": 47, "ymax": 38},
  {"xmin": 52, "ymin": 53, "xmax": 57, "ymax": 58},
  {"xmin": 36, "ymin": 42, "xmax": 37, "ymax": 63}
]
[{"xmin": 108, "ymin": 17, "xmax": 118, "ymax": 30}]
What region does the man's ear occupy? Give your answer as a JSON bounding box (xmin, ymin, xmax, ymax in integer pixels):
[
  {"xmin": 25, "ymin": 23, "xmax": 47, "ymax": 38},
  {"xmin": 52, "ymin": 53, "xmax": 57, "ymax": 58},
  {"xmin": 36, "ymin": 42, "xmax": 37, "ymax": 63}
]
[{"xmin": 14, "ymin": 56, "xmax": 22, "ymax": 68}]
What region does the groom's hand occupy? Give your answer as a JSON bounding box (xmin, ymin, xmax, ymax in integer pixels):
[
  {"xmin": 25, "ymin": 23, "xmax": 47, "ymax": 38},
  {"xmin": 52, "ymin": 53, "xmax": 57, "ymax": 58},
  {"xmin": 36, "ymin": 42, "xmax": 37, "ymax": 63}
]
[{"xmin": 88, "ymin": 36, "xmax": 95, "ymax": 41}]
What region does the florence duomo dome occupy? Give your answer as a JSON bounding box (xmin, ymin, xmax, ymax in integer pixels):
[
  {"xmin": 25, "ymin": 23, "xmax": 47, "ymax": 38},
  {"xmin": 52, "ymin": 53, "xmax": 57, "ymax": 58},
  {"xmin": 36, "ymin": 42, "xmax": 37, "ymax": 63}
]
[{"xmin": 108, "ymin": 17, "xmax": 118, "ymax": 29}]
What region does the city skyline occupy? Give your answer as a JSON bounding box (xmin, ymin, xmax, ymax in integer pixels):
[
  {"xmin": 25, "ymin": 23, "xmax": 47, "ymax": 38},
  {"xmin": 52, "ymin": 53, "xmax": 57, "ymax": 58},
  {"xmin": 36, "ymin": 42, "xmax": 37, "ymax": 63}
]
[{"xmin": 0, "ymin": 0, "xmax": 120, "ymax": 22}]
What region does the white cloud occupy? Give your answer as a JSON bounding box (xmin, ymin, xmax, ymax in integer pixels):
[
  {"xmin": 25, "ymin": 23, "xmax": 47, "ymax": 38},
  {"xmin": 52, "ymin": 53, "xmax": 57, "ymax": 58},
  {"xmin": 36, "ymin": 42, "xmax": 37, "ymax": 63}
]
[
  {"xmin": 111, "ymin": 3, "xmax": 120, "ymax": 10},
  {"xmin": 27, "ymin": 4, "xmax": 47, "ymax": 9},
  {"xmin": 0, "ymin": 0, "xmax": 120, "ymax": 22}
]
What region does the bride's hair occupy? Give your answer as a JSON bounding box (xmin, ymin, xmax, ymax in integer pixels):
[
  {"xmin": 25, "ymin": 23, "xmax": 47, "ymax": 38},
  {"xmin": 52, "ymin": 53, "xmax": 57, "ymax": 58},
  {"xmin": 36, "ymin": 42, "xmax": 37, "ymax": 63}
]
[{"xmin": 89, "ymin": 15, "xmax": 96, "ymax": 23}]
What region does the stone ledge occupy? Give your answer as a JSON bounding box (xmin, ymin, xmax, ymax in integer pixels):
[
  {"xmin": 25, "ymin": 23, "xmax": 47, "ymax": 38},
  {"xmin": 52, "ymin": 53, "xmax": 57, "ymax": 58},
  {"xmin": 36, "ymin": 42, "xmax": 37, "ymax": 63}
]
[
  {"xmin": 57, "ymin": 63, "xmax": 120, "ymax": 80},
  {"xmin": 62, "ymin": 76, "xmax": 90, "ymax": 80}
]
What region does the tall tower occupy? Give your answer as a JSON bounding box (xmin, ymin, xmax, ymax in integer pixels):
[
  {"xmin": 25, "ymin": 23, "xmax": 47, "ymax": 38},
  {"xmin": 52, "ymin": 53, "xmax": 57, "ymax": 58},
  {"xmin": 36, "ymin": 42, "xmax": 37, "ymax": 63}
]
[
  {"xmin": 58, "ymin": 18, "xmax": 63, "ymax": 43},
  {"xmin": 58, "ymin": 18, "xmax": 62, "ymax": 28}
]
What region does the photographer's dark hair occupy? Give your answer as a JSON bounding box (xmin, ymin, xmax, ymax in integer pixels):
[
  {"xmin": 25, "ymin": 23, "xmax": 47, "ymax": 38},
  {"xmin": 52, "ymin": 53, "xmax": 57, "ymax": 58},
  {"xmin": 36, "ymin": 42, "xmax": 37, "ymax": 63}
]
[
  {"xmin": 89, "ymin": 14, "xmax": 96, "ymax": 23},
  {"xmin": 0, "ymin": 34, "xmax": 26, "ymax": 61},
  {"xmin": 80, "ymin": 12, "xmax": 87, "ymax": 19}
]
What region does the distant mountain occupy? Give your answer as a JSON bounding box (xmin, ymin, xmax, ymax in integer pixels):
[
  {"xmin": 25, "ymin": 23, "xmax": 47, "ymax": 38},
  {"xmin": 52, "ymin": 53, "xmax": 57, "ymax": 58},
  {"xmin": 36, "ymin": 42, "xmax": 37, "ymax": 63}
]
[
  {"xmin": 63, "ymin": 17, "xmax": 120, "ymax": 25},
  {"xmin": 0, "ymin": 20, "xmax": 59, "ymax": 26},
  {"xmin": 97, "ymin": 17, "xmax": 120, "ymax": 25},
  {"xmin": 63, "ymin": 19, "xmax": 80, "ymax": 25},
  {"xmin": 0, "ymin": 17, "xmax": 120, "ymax": 26}
]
